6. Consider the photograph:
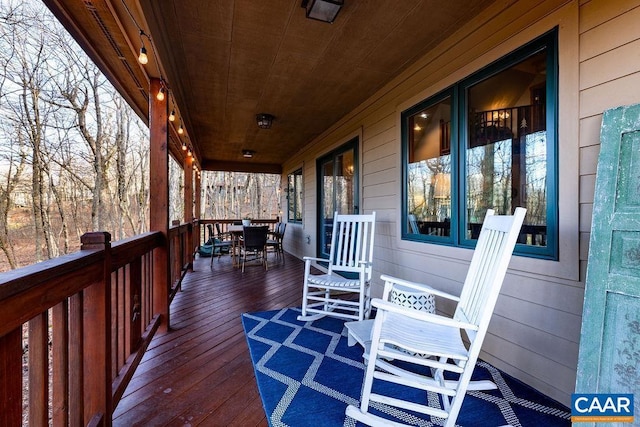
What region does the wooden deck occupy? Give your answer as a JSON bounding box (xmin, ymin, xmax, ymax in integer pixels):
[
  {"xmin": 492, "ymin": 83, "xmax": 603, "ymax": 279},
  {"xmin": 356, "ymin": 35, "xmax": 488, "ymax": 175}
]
[{"xmin": 113, "ymin": 252, "xmax": 305, "ymax": 426}]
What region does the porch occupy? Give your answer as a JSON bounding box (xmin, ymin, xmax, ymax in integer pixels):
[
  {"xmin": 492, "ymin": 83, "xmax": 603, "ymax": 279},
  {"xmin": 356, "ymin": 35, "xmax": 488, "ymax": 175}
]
[
  {"xmin": 112, "ymin": 252, "xmax": 303, "ymax": 426},
  {"xmin": 5, "ymin": 0, "xmax": 640, "ymax": 423},
  {"xmin": 109, "ymin": 252, "xmax": 570, "ymax": 426}
]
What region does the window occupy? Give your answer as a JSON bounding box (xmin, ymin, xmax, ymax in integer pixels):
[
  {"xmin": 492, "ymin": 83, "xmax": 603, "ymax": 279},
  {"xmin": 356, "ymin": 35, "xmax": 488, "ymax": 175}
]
[
  {"xmin": 402, "ymin": 29, "xmax": 558, "ymax": 259},
  {"xmin": 287, "ymin": 168, "xmax": 303, "ymax": 223}
]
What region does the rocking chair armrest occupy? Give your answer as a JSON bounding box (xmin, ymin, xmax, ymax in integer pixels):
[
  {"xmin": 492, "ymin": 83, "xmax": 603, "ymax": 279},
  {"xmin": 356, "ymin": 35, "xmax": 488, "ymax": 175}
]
[
  {"xmin": 371, "ymin": 299, "xmax": 478, "ymax": 331},
  {"xmin": 303, "ymin": 256, "xmax": 325, "ymax": 263},
  {"xmin": 380, "ymin": 274, "xmax": 460, "ymax": 302},
  {"xmin": 356, "ymin": 260, "xmax": 372, "ymax": 269}
]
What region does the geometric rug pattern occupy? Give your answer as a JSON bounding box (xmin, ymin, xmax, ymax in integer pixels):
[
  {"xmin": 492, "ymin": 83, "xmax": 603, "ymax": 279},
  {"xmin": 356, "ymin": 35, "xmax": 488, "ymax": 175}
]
[{"xmin": 242, "ymin": 308, "xmax": 571, "ymax": 427}]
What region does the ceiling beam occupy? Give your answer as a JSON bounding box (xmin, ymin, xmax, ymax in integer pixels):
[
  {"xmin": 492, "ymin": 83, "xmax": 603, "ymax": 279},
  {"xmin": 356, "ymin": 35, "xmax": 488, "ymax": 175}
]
[{"xmin": 201, "ymin": 160, "xmax": 282, "ymax": 175}]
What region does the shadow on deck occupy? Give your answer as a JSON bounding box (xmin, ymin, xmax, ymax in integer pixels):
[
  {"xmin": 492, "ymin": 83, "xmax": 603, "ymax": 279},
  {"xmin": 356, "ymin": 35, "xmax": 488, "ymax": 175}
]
[{"xmin": 113, "ymin": 252, "xmax": 304, "ymax": 426}]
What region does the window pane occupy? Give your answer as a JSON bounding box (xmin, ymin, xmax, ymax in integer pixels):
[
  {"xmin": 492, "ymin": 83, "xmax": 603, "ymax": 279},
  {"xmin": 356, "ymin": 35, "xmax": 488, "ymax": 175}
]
[
  {"xmin": 466, "ymin": 49, "xmax": 548, "ymax": 246},
  {"xmin": 335, "ymin": 150, "xmax": 355, "ymax": 214},
  {"xmin": 407, "ymin": 97, "xmax": 452, "ymax": 237},
  {"xmin": 322, "ymin": 160, "xmax": 335, "ymax": 218},
  {"xmin": 294, "ymin": 172, "xmax": 303, "ymax": 221},
  {"xmin": 287, "ymin": 169, "xmax": 303, "ymax": 223}
]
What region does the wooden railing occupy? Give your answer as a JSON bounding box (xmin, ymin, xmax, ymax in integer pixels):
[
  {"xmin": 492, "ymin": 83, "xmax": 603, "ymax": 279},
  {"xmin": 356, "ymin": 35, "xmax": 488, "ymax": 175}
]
[
  {"xmin": 0, "ymin": 224, "xmax": 197, "ymax": 426},
  {"xmin": 169, "ymin": 221, "xmax": 196, "ymax": 302}
]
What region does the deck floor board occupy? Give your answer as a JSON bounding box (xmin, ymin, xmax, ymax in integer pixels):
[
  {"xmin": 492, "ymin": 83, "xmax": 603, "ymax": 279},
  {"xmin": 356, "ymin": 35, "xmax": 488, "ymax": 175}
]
[{"xmin": 113, "ymin": 252, "xmax": 305, "ymax": 426}]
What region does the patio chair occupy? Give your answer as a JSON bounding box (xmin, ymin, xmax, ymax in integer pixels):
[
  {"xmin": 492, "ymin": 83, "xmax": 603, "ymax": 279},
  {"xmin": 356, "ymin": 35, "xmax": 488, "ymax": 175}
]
[
  {"xmin": 240, "ymin": 225, "xmax": 269, "ymax": 272},
  {"xmin": 408, "ymin": 214, "xmax": 420, "ymax": 234},
  {"xmin": 215, "ymin": 222, "xmax": 232, "ymax": 241},
  {"xmin": 266, "ymin": 222, "xmax": 286, "ymax": 261},
  {"xmin": 345, "ymin": 207, "xmax": 526, "ymax": 427},
  {"xmin": 208, "ymin": 224, "xmax": 232, "ymax": 268},
  {"xmin": 297, "ymin": 211, "xmax": 376, "ymax": 322}
]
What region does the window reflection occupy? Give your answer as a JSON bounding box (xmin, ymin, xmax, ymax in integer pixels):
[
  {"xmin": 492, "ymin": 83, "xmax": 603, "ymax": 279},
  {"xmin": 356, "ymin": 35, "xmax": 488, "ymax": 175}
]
[
  {"xmin": 407, "ymin": 97, "xmax": 452, "ymax": 236},
  {"xmin": 466, "ymin": 50, "xmax": 547, "ymax": 244}
]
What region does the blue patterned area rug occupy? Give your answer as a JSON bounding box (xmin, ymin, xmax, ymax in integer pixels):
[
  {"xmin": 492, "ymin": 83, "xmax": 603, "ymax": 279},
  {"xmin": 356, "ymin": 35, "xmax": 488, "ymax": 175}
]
[{"xmin": 242, "ymin": 308, "xmax": 571, "ymax": 427}]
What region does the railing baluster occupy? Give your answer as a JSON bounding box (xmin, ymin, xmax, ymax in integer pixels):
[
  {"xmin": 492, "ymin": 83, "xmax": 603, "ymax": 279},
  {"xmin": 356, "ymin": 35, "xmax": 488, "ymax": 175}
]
[
  {"xmin": 129, "ymin": 257, "xmax": 142, "ymax": 350},
  {"xmin": 0, "ymin": 327, "xmax": 22, "ymax": 425},
  {"xmin": 29, "ymin": 311, "xmax": 49, "ymax": 425},
  {"xmin": 69, "ymin": 292, "xmax": 84, "ymax": 426},
  {"xmin": 52, "ymin": 300, "xmax": 69, "ymax": 427}
]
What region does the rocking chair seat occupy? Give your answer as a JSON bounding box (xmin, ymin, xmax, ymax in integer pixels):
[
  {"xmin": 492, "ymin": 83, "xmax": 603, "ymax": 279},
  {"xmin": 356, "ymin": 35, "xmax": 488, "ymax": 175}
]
[
  {"xmin": 306, "ymin": 272, "xmax": 363, "ymax": 288},
  {"xmin": 375, "ymin": 306, "xmax": 470, "ymax": 362}
]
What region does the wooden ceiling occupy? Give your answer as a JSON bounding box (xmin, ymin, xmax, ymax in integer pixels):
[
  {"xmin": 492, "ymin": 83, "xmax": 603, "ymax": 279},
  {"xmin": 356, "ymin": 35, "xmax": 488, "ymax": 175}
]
[{"xmin": 42, "ymin": 0, "xmax": 490, "ymax": 173}]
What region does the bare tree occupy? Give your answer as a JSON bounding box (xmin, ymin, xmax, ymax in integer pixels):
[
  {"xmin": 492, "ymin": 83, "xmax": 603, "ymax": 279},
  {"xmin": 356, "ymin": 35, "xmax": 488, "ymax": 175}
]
[
  {"xmin": 0, "ymin": 125, "xmax": 26, "ymax": 268},
  {"xmin": 0, "ymin": 1, "xmax": 150, "ymax": 270},
  {"xmin": 201, "ymin": 171, "xmax": 281, "ymax": 221},
  {"xmin": 4, "ymin": 8, "xmax": 61, "ymax": 261}
]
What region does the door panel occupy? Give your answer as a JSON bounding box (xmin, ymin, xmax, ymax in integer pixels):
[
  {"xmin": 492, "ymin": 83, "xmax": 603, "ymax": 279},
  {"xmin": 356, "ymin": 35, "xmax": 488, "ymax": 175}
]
[{"xmin": 576, "ymin": 104, "xmax": 640, "ymax": 422}]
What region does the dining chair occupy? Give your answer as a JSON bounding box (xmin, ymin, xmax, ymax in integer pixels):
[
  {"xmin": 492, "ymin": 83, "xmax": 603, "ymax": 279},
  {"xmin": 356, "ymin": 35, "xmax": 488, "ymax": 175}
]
[
  {"xmin": 266, "ymin": 222, "xmax": 286, "ymax": 261},
  {"xmin": 240, "ymin": 225, "xmax": 269, "ymax": 272}
]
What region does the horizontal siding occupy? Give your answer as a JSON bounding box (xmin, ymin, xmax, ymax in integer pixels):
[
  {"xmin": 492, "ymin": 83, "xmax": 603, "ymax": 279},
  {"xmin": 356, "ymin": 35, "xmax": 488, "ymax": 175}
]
[
  {"xmin": 579, "ymin": 2, "xmax": 640, "ymax": 60},
  {"xmin": 578, "ymin": 0, "xmax": 640, "ymax": 293},
  {"xmin": 580, "ymin": 72, "xmax": 640, "ymax": 117},
  {"xmin": 579, "ymin": 114, "xmax": 602, "ymax": 147},
  {"xmin": 282, "ymin": 0, "xmax": 640, "ymax": 407},
  {"xmin": 580, "ymin": 38, "xmax": 640, "ymax": 89}
]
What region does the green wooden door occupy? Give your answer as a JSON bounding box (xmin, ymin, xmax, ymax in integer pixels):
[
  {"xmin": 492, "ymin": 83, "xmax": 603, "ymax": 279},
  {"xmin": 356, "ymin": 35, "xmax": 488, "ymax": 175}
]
[{"xmin": 576, "ymin": 104, "xmax": 640, "ymax": 424}]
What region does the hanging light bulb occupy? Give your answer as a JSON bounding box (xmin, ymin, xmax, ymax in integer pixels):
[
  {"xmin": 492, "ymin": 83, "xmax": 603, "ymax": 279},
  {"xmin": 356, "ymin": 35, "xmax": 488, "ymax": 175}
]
[
  {"xmin": 178, "ymin": 123, "xmax": 184, "ymax": 135},
  {"xmin": 181, "ymin": 141, "xmax": 187, "ymax": 151},
  {"xmin": 156, "ymin": 87, "xmax": 165, "ymax": 101},
  {"xmin": 138, "ymin": 31, "xmax": 149, "ymax": 65},
  {"xmin": 169, "ymin": 109, "xmax": 175, "ymax": 122},
  {"xmin": 138, "ymin": 45, "xmax": 148, "ymax": 65},
  {"xmin": 187, "ymin": 146, "xmax": 192, "ymax": 157}
]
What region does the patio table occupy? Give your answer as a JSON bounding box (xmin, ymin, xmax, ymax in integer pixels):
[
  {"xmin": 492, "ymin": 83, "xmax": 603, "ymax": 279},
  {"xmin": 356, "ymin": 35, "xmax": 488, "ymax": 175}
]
[{"xmin": 228, "ymin": 225, "xmax": 244, "ymax": 267}]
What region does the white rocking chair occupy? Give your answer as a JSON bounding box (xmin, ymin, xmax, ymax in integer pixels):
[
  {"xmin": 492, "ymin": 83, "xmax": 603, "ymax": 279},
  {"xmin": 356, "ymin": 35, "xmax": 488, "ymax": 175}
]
[
  {"xmin": 298, "ymin": 211, "xmax": 376, "ymax": 322},
  {"xmin": 345, "ymin": 207, "xmax": 526, "ymax": 427}
]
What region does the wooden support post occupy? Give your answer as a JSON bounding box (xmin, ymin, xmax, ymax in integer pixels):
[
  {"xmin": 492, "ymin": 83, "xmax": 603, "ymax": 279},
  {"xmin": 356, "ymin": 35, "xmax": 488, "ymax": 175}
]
[
  {"xmin": 0, "ymin": 328, "xmax": 22, "ymax": 426},
  {"xmin": 149, "ymin": 78, "xmax": 170, "ymax": 332},
  {"xmin": 184, "ymin": 155, "xmax": 194, "ymax": 270},
  {"xmin": 194, "ymin": 171, "xmax": 202, "ymax": 247},
  {"xmin": 81, "ymin": 231, "xmax": 112, "ymax": 427}
]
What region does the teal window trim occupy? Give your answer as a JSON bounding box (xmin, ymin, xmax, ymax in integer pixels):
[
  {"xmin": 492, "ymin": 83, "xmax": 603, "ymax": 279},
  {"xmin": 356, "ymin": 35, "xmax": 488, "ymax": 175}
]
[
  {"xmin": 401, "ymin": 28, "xmax": 559, "ymax": 260},
  {"xmin": 401, "ymin": 87, "xmax": 456, "ymax": 246},
  {"xmin": 287, "ymin": 168, "xmax": 303, "ymax": 224}
]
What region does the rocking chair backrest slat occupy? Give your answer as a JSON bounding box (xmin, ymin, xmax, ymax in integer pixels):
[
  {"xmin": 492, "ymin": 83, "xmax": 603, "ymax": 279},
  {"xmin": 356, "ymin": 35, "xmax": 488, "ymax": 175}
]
[
  {"xmin": 454, "ymin": 208, "xmax": 526, "ymax": 342},
  {"xmin": 327, "ymin": 212, "xmax": 376, "ymax": 278}
]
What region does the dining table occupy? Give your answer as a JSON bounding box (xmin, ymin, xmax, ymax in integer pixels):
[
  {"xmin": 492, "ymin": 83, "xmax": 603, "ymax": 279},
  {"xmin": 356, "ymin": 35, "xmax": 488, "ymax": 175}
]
[{"xmin": 227, "ymin": 225, "xmax": 244, "ymax": 267}]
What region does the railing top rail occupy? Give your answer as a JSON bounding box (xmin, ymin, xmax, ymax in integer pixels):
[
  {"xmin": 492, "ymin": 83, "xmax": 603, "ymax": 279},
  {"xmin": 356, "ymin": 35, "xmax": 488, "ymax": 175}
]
[
  {"xmin": 199, "ymin": 218, "xmax": 280, "ymax": 225},
  {"xmin": 0, "ymin": 249, "xmax": 104, "ymax": 301},
  {"xmin": 0, "ymin": 248, "xmax": 104, "ymax": 338},
  {"xmin": 111, "ymin": 231, "xmax": 163, "ymax": 271},
  {"xmin": 0, "ymin": 231, "xmax": 166, "ymax": 338}
]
